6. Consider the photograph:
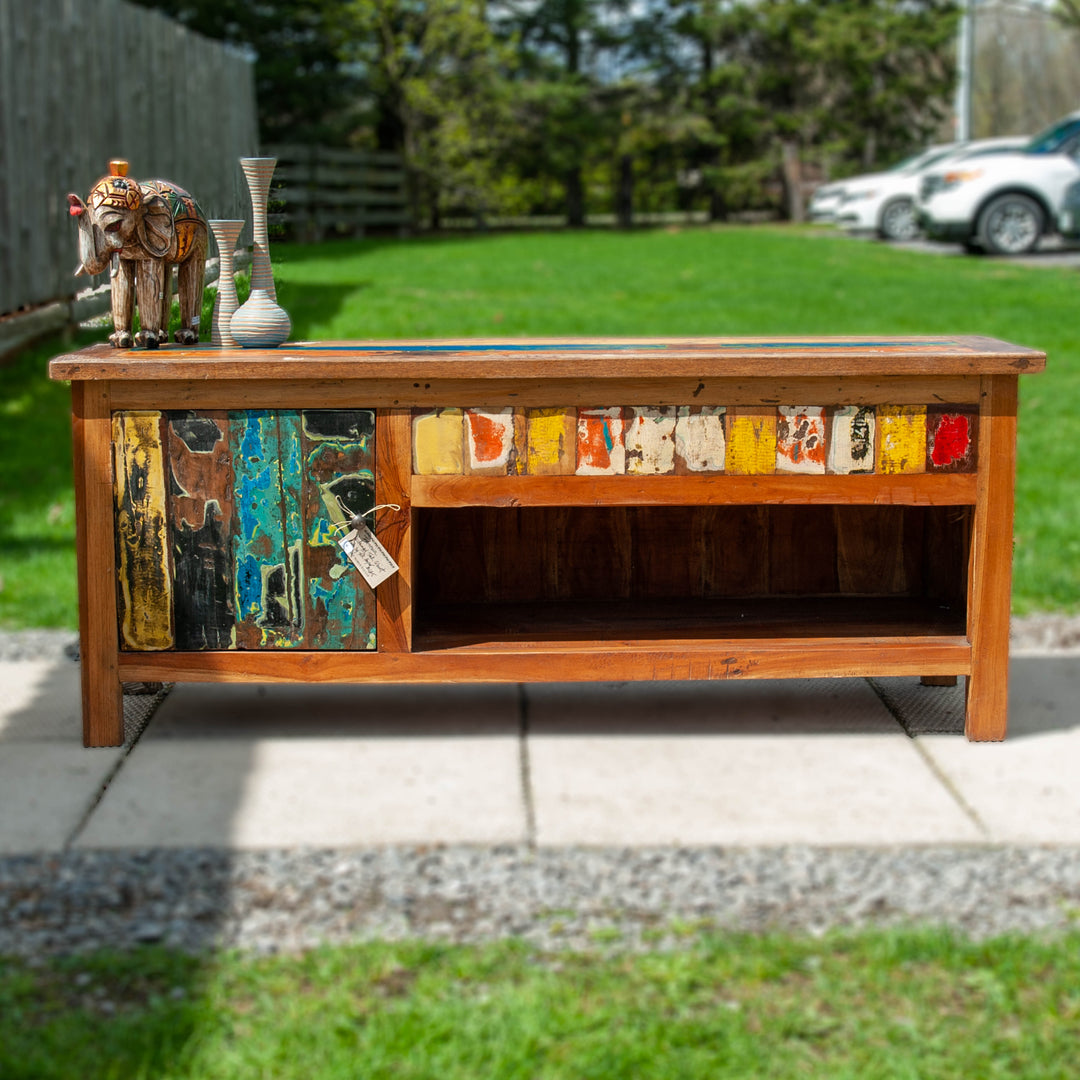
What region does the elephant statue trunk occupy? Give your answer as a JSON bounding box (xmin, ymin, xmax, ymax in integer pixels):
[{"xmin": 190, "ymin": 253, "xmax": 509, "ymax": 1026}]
[
  {"xmin": 68, "ymin": 196, "xmax": 113, "ymax": 277},
  {"xmin": 67, "ymin": 159, "xmax": 208, "ymax": 350}
]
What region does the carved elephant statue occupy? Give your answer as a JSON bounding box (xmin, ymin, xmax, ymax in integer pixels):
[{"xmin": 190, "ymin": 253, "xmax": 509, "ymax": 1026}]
[{"xmin": 68, "ymin": 159, "xmax": 207, "ymax": 349}]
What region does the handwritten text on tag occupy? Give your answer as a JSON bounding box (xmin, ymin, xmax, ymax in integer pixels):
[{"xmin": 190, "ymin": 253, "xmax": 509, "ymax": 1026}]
[{"xmin": 338, "ymin": 524, "xmax": 399, "ymax": 588}]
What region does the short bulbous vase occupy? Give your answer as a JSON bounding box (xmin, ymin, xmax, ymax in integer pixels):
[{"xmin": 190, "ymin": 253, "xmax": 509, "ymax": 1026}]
[{"xmin": 230, "ymin": 287, "xmax": 291, "ymax": 348}]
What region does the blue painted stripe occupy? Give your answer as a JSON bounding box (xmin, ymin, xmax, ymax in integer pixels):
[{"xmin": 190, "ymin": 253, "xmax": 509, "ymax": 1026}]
[{"xmin": 282, "ymin": 340, "xmax": 959, "ymax": 353}]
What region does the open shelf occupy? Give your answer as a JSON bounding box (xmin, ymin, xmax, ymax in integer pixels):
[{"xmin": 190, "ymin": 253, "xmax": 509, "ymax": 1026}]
[
  {"xmin": 412, "ymin": 596, "xmax": 967, "ymax": 649},
  {"xmin": 412, "ymin": 503, "xmax": 972, "ymax": 662}
]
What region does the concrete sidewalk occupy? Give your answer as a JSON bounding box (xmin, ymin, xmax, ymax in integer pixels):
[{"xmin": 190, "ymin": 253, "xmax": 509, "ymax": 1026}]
[{"xmin": 2, "ymin": 652, "xmax": 1079, "ymax": 855}]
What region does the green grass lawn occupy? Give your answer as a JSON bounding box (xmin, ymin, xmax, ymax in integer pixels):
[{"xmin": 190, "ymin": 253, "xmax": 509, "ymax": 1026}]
[
  {"xmin": 2, "ymin": 930, "xmax": 1078, "ymax": 1079},
  {"xmin": 3, "ymin": 224, "xmax": 1078, "ymax": 627}
]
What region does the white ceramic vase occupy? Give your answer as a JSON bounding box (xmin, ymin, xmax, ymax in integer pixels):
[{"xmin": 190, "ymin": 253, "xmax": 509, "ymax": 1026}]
[
  {"xmin": 232, "ymin": 157, "xmax": 290, "ymax": 348},
  {"xmin": 207, "ymin": 219, "xmax": 245, "ymax": 347}
]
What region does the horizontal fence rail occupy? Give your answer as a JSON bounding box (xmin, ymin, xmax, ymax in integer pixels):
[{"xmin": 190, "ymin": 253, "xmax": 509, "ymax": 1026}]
[
  {"xmin": 0, "ymin": 0, "xmax": 258, "ymax": 319},
  {"xmin": 265, "ymin": 145, "xmax": 411, "ymax": 240}
]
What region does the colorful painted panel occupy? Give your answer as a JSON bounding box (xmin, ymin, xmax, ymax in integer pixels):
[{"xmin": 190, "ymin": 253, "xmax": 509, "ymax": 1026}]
[
  {"xmin": 675, "ymin": 406, "xmax": 726, "ymax": 473},
  {"xmin": 302, "ymin": 410, "xmax": 377, "ymax": 650},
  {"xmin": 465, "ymin": 408, "xmax": 525, "ymax": 476},
  {"xmin": 231, "ymin": 410, "xmax": 305, "ymax": 648},
  {"xmin": 114, "ymin": 409, "xmax": 378, "ymax": 651},
  {"xmin": 776, "ymin": 406, "xmax": 826, "ymax": 475},
  {"xmin": 827, "ymin": 405, "xmax": 876, "ymax": 475},
  {"xmin": 625, "ymin": 407, "xmax": 677, "ymax": 475},
  {"xmin": 876, "ymin": 405, "xmax": 927, "ymax": 475},
  {"xmin": 413, "ymin": 408, "xmax": 463, "ymax": 475},
  {"xmin": 526, "ymin": 408, "xmax": 577, "ymax": 475},
  {"xmin": 410, "ymin": 404, "xmax": 975, "ymax": 477},
  {"xmin": 166, "ymin": 412, "xmax": 235, "ymax": 649},
  {"xmin": 725, "ymin": 408, "xmax": 777, "ymax": 476},
  {"xmin": 113, "ymin": 411, "xmax": 174, "ymax": 650},
  {"xmin": 927, "ymin": 406, "xmax": 978, "ymax": 473},
  {"xmin": 576, "ymin": 408, "xmax": 626, "ymax": 475}
]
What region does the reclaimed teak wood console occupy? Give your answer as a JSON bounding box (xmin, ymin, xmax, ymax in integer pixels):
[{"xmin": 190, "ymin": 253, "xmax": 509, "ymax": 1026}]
[{"xmin": 50, "ymin": 336, "xmax": 1045, "ymax": 747}]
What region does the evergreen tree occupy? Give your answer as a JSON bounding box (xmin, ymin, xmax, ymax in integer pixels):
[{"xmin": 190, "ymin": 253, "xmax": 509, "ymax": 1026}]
[{"xmin": 127, "ymin": 0, "xmax": 361, "ymax": 145}]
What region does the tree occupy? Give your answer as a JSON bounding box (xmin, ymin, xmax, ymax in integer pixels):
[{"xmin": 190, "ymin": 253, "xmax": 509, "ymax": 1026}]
[
  {"xmin": 345, "ymin": 0, "xmax": 516, "ymax": 227},
  {"xmin": 127, "ymin": 0, "xmax": 361, "ymax": 145},
  {"xmin": 494, "ymin": 0, "xmax": 636, "ymax": 225},
  {"xmin": 815, "ymin": 0, "xmax": 958, "ymax": 171}
]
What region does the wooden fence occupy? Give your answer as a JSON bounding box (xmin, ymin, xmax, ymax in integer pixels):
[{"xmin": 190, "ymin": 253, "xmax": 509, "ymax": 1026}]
[
  {"xmin": 0, "ymin": 0, "xmax": 258, "ymax": 319},
  {"xmin": 266, "ymin": 145, "xmax": 411, "ymax": 240}
]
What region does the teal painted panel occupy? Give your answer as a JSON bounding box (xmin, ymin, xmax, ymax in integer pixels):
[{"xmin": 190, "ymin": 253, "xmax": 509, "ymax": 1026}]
[{"xmin": 230, "ymin": 410, "xmax": 304, "ymax": 648}]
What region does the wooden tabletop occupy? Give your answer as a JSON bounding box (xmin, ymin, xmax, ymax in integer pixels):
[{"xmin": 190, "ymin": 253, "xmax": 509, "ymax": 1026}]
[{"xmin": 49, "ymin": 336, "xmax": 1046, "ymax": 381}]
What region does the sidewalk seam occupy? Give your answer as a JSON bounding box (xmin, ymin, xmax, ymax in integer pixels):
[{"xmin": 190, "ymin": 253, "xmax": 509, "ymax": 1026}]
[
  {"xmin": 518, "ymin": 684, "xmax": 537, "ymax": 849},
  {"xmin": 63, "ymin": 695, "xmax": 158, "ymax": 851},
  {"xmin": 865, "ymin": 678, "xmax": 991, "ymax": 839},
  {"xmin": 63, "ymin": 747, "xmax": 133, "ymax": 851}
]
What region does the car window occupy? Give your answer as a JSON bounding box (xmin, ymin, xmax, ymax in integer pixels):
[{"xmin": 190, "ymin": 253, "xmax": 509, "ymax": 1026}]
[
  {"xmin": 887, "ymin": 152, "xmax": 922, "ymax": 173},
  {"xmin": 900, "ymin": 148, "xmax": 956, "ymax": 173},
  {"xmin": 1026, "ymin": 117, "xmax": 1080, "ymax": 154},
  {"xmin": 963, "ymin": 145, "xmax": 1022, "ymax": 159},
  {"xmin": 887, "ymin": 146, "xmax": 952, "ymax": 172}
]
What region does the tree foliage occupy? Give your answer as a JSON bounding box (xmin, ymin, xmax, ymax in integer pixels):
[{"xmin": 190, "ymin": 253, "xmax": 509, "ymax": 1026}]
[
  {"xmin": 127, "ymin": 0, "xmax": 362, "ymax": 145},
  {"xmin": 130, "ymin": 0, "xmax": 960, "ymax": 226}
]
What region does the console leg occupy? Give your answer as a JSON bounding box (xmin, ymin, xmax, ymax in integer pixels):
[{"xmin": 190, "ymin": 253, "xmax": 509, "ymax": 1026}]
[
  {"xmin": 964, "ymin": 375, "xmax": 1016, "ymax": 742},
  {"xmin": 72, "ymin": 383, "xmax": 124, "ymax": 747}
]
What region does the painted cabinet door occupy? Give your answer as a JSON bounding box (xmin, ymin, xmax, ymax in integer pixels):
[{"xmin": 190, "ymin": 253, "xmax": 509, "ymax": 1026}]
[{"xmin": 112, "ymin": 408, "xmax": 377, "ymax": 651}]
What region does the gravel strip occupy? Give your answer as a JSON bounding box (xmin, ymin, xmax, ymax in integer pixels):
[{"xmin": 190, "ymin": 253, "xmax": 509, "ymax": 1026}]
[
  {"xmin": 3, "ymin": 846, "xmax": 1079, "ymax": 957},
  {"xmin": 0, "ymin": 630, "xmax": 79, "ymax": 662}
]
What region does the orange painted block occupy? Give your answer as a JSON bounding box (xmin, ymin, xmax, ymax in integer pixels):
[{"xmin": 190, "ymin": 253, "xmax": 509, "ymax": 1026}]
[
  {"xmin": 526, "ymin": 408, "xmax": 577, "ymax": 475},
  {"xmin": 576, "ymin": 407, "xmax": 626, "ymax": 475},
  {"xmin": 465, "ymin": 408, "xmax": 526, "ymax": 475},
  {"xmin": 776, "ymin": 406, "xmax": 826, "ymax": 474}
]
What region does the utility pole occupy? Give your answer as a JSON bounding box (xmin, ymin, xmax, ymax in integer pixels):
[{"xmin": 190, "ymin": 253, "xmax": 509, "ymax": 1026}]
[{"xmin": 955, "ymin": 0, "xmax": 975, "ymax": 140}]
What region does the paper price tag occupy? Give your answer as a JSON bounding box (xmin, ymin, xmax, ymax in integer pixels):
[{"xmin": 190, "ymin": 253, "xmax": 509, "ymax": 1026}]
[{"xmin": 338, "ymin": 524, "xmax": 399, "ymax": 589}]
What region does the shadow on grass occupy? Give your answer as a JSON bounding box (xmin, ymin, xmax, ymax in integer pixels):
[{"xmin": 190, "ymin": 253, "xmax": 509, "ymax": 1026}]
[{"xmin": 274, "ymin": 281, "xmax": 368, "ymax": 341}]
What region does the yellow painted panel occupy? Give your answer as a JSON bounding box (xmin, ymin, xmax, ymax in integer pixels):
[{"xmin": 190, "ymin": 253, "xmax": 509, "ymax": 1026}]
[
  {"xmin": 876, "ymin": 405, "xmax": 927, "ymax": 475},
  {"xmin": 412, "ymin": 408, "xmax": 463, "ymax": 475},
  {"xmin": 527, "ymin": 408, "xmax": 576, "ymax": 475},
  {"xmin": 725, "ymin": 410, "xmax": 777, "ymax": 475},
  {"xmin": 113, "ymin": 411, "xmax": 174, "ymax": 650}
]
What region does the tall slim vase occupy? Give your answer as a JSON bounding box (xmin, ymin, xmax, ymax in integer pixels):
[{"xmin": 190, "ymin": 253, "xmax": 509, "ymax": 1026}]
[
  {"xmin": 207, "ymin": 219, "xmax": 244, "ymax": 348},
  {"xmin": 231, "ymin": 157, "xmax": 291, "ymax": 348}
]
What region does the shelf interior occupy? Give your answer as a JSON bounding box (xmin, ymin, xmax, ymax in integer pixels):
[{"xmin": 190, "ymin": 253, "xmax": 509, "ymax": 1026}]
[{"xmin": 413, "ymin": 504, "xmax": 972, "ymax": 648}]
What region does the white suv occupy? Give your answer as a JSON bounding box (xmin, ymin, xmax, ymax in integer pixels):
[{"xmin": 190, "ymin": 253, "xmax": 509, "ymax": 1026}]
[
  {"xmin": 836, "ymin": 138, "xmax": 1028, "ymax": 241},
  {"xmin": 917, "ymin": 112, "xmax": 1080, "ymax": 254},
  {"xmin": 811, "ymin": 144, "xmax": 959, "ymax": 231}
]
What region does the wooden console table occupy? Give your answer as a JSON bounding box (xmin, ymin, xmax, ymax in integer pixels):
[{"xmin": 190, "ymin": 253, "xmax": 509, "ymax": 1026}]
[{"xmin": 50, "ymin": 337, "xmax": 1044, "ymax": 746}]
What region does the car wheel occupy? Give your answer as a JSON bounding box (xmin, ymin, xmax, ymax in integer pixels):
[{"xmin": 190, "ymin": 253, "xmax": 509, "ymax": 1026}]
[
  {"xmin": 976, "ymin": 193, "xmax": 1044, "ymax": 255},
  {"xmin": 878, "ymin": 198, "xmax": 919, "ymax": 241}
]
